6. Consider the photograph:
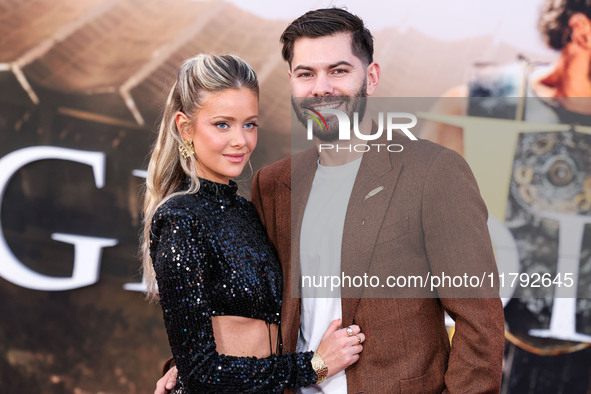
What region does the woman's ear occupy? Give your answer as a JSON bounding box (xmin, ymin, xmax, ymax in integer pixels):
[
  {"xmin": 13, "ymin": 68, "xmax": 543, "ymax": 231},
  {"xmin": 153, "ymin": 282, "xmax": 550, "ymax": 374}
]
[{"xmin": 174, "ymin": 111, "xmax": 191, "ymax": 140}]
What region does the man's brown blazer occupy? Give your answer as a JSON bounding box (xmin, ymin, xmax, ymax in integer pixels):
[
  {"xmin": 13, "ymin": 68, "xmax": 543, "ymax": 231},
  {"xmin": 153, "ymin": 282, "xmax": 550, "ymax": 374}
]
[{"xmin": 251, "ymin": 135, "xmax": 505, "ymax": 393}]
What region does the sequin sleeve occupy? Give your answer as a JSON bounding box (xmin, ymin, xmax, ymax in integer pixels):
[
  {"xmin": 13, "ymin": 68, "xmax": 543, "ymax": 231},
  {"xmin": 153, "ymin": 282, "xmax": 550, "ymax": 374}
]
[{"xmin": 150, "ymin": 207, "xmax": 317, "ymax": 392}]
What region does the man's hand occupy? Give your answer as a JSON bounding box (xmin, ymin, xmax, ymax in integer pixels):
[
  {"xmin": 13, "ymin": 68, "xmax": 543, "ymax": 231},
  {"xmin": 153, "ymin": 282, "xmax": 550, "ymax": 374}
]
[{"xmin": 154, "ymin": 366, "xmax": 177, "ymax": 394}]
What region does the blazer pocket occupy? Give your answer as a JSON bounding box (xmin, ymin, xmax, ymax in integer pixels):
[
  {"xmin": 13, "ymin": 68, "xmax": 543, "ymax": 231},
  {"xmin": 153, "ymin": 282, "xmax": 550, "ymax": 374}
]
[
  {"xmin": 376, "ymin": 217, "xmax": 410, "ymax": 245},
  {"xmin": 399, "ymin": 368, "xmax": 445, "ymax": 394}
]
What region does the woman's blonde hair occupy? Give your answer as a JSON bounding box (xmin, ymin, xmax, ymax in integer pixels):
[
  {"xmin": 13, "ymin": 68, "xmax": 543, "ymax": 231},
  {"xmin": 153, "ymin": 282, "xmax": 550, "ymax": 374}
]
[{"xmin": 141, "ymin": 54, "xmax": 259, "ymax": 301}]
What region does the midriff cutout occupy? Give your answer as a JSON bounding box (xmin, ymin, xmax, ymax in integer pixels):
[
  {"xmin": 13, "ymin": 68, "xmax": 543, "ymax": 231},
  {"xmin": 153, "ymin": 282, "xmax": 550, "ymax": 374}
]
[{"xmin": 211, "ymin": 315, "xmax": 279, "ymax": 357}]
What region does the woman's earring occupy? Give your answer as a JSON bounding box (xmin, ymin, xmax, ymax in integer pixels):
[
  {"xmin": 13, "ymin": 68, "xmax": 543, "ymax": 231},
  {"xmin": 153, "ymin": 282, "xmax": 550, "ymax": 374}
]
[{"xmin": 179, "ymin": 139, "xmax": 195, "ymax": 159}]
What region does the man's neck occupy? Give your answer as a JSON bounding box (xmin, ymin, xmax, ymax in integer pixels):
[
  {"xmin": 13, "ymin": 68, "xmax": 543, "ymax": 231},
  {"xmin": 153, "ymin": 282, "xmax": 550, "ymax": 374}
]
[{"xmin": 316, "ymin": 111, "xmax": 373, "ymax": 167}]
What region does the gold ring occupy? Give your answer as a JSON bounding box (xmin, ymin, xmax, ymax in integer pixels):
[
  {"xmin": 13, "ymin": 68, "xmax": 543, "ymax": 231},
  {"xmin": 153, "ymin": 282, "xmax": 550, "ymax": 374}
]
[{"xmin": 356, "ymin": 334, "xmax": 362, "ymax": 344}]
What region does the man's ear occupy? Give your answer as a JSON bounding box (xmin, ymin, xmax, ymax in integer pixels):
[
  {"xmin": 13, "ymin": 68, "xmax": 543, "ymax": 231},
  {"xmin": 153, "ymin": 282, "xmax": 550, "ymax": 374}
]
[
  {"xmin": 569, "ymin": 13, "xmax": 591, "ymax": 49},
  {"xmin": 174, "ymin": 111, "xmax": 191, "ymax": 140},
  {"xmin": 366, "ymin": 62, "xmax": 381, "ymax": 96}
]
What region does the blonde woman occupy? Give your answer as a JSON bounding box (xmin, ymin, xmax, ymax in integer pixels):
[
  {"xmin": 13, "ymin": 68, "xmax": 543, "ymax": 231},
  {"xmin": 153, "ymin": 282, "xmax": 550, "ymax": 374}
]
[{"xmin": 142, "ymin": 54, "xmax": 364, "ymax": 393}]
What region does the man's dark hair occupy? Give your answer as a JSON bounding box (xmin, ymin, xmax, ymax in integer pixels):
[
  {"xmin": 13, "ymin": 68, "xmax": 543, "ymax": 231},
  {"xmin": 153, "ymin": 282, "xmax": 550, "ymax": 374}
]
[
  {"xmin": 280, "ymin": 8, "xmax": 374, "ymax": 67},
  {"xmin": 539, "ymin": 0, "xmax": 591, "ymax": 50}
]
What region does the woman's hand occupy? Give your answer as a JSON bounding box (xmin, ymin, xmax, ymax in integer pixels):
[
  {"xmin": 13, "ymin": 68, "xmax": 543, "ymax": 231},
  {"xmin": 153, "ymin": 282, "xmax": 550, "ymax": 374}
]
[
  {"xmin": 154, "ymin": 366, "xmax": 177, "ymax": 394},
  {"xmin": 315, "ymin": 318, "xmax": 365, "ymax": 378}
]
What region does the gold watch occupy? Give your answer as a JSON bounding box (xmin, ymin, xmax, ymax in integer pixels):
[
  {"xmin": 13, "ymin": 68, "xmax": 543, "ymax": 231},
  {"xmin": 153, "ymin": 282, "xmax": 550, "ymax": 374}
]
[{"xmin": 311, "ymin": 352, "xmax": 328, "ymax": 384}]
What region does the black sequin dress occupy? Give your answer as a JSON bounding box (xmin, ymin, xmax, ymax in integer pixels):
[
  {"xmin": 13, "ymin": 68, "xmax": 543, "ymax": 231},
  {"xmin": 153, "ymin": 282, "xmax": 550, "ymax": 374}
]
[{"xmin": 150, "ymin": 178, "xmax": 317, "ymax": 393}]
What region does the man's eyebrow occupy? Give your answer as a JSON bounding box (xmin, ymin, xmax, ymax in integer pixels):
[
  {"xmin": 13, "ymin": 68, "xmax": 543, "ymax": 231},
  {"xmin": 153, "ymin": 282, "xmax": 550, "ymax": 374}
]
[
  {"xmin": 292, "ymin": 65, "xmax": 313, "ymax": 72},
  {"xmin": 292, "ymin": 61, "xmax": 355, "ymax": 73},
  {"xmin": 328, "ymin": 61, "xmax": 354, "ymax": 69}
]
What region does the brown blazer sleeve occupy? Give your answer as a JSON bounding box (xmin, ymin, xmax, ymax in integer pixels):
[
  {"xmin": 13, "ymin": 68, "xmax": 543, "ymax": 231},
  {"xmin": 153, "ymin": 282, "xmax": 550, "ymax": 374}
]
[{"xmin": 421, "ymin": 148, "xmax": 505, "ymax": 393}]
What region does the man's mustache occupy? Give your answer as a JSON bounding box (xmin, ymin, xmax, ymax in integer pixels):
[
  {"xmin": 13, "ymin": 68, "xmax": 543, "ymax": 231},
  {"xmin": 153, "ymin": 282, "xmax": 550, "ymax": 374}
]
[{"xmin": 297, "ymin": 97, "xmax": 351, "ymax": 109}]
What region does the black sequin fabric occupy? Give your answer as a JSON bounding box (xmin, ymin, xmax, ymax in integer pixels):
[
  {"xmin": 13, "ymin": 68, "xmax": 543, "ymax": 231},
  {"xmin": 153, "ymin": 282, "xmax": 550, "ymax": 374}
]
[{"xmin": 150, "ymin": 178, "xmax": 316, "ymax": 393}]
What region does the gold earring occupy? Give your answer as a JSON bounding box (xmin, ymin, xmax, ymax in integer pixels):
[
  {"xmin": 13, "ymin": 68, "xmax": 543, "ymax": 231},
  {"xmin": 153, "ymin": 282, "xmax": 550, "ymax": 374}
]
[{"xmin": 179, "ymin": 139, "xmax": 195, "ymax": 159}]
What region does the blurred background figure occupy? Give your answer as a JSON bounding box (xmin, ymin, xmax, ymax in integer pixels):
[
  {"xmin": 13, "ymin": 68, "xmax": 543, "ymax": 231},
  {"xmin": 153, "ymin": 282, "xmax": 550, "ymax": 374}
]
[{"xmin": 423, "ymin": 0, "xmax": 591, "ymax": 392}]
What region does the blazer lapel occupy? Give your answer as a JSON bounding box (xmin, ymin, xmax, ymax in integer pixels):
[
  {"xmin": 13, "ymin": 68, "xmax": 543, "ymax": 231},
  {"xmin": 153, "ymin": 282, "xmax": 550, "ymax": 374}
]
[
  {"xmin": 274, "ymin": 162, "xmax": 300, "ymax": 353},
  {"xmin": 341, "ymin": 142, "xmax": 404, "ymax": 327}
]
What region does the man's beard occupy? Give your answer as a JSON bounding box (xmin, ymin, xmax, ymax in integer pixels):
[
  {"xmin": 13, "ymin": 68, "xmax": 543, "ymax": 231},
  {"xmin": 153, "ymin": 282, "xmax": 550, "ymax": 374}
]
[{"xmin": 291, "ymin": 78, "xmax": 368, "ymax": 142}]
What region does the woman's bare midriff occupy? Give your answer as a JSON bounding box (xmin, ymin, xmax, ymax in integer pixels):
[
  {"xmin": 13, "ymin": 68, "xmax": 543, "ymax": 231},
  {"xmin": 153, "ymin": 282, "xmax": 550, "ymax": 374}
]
[{"xmin": 211, "ymin": 315, "xmax": 279, "ymax": 357}]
